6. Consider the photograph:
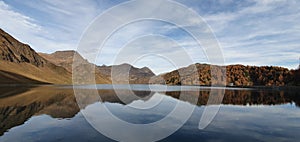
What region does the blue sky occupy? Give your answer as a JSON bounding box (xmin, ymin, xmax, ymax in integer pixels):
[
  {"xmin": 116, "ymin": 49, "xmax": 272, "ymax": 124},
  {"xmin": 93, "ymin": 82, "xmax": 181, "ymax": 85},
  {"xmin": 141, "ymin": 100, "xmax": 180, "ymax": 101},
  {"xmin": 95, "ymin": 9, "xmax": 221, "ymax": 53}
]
[{"xmin": 0, "ymin": 0, "xmax": 299, "ymax": 74}]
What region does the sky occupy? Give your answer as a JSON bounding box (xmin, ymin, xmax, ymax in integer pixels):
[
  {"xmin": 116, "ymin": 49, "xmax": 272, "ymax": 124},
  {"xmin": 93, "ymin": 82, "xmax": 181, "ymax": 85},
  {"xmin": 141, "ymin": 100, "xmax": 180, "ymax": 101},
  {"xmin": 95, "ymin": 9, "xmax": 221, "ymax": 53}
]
[{"xmin": 0, "ymin": 0, "xmax": 299, "ymax": 74}]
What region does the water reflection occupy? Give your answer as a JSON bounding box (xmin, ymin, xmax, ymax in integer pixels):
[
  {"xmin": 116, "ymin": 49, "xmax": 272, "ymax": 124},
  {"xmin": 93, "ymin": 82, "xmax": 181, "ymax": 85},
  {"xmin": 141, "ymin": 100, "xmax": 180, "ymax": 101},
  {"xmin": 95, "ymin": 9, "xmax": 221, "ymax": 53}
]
[
  {"xmin": 166, "ymin": 89, "xmax": 300, "ymax": 107},
  {"xmin": 0, "ymin": 85, "xmax": 299, "ymax": 141}
]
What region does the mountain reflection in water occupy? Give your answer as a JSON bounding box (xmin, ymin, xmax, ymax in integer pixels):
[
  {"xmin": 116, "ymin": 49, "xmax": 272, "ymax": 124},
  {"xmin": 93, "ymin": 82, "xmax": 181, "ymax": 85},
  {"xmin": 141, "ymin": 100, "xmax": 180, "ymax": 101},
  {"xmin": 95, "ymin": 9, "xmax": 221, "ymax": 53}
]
[{"xmin": 0, "ymin": 85, "xmax": 299, "ymax": 141}]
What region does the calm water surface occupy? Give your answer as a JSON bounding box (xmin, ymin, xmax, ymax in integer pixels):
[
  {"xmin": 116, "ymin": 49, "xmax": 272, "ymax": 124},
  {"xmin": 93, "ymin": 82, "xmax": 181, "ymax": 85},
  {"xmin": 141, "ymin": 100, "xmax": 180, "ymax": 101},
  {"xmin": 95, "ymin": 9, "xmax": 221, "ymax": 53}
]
[{"xmin": 0, "ymin": 85, "xmax": 299, "ymax": 142}]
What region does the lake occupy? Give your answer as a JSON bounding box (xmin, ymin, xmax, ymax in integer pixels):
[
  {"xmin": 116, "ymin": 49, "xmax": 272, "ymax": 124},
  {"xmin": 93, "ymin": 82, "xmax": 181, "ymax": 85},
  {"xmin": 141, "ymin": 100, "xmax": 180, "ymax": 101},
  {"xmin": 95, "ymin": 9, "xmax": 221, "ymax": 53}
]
[{"xmin": 0, "ymin": 84, "xmax": 300, "ymax": 142}]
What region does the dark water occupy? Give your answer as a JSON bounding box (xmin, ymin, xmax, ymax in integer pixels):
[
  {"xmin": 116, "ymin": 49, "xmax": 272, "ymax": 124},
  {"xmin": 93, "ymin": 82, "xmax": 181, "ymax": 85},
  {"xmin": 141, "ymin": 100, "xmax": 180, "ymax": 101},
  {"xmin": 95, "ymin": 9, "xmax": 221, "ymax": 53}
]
[{"xmin": 0, "ymin": 85, "xmax": 300, "ymax": 142}]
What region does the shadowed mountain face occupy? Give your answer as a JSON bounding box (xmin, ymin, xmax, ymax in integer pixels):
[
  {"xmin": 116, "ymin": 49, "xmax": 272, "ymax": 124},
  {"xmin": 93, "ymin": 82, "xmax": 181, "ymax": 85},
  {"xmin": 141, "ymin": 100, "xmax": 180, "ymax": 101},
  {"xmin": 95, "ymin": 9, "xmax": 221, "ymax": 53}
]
[
  {"xmin": 0, "ymin": 28, "xmax": 72, "ymax": 84},
  {"xmin": 152, "ymin": 63, "xmax": 296, "ymax": 87},
  {"xmin": 0, "ymin": 70, "xmax": 46, "ymax": 85}
]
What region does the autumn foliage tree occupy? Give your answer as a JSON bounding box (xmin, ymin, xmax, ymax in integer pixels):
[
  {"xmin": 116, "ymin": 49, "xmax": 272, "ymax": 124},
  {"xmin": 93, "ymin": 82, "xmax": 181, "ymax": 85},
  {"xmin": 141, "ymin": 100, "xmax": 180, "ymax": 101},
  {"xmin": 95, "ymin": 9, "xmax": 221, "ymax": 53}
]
[
  {"xmin": 293, "ymin": 69, "xmax": 300, "ymax": 85},
  {"xmin": 157, "ymin": 63, "xmax": 296, "ymax": 87}
]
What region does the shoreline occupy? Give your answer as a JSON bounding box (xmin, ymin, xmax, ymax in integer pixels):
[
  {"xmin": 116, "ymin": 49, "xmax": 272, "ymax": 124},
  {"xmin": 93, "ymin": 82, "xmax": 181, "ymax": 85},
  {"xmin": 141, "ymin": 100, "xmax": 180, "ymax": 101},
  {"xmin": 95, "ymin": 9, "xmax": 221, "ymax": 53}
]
[{"xmin": 0, "ymin": 83, "xmax": 299, "ymax": 91}]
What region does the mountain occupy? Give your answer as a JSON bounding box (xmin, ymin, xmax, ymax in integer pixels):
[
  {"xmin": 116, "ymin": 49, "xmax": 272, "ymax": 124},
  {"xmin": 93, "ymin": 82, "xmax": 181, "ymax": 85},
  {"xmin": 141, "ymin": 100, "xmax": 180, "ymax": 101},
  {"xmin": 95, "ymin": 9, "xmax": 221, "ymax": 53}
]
[
  {"xmin": 1, "ymin": 28, "xmax": 298, "ymax": 86},
  {"xmin": 152, "ymin": 63, "xmax": 295, "ymax": 87},
  {"xmin": 1, "ymin": 26, "xmax": 153, "ymax": 85},
  {"xmin": 40, "ymin": 51, "xmax": 156, "ymax": 84},
  {"xmin": 0, "ymin": 28, "xmax": 72, "ymax": 84},
  {"xmin": 97, "ymin": 63, "xmax": 155, "ymax": 84},
  {"xmin": 0, "ymin": 30, "xmax": 44, "ymax": 67},
  {"xmin": 39, "ymin": 50, "xmax": 111, "ymax": 84},
  {"xmin": 39, "ymin": 50, "xmax": 88, "ymax": 72}
]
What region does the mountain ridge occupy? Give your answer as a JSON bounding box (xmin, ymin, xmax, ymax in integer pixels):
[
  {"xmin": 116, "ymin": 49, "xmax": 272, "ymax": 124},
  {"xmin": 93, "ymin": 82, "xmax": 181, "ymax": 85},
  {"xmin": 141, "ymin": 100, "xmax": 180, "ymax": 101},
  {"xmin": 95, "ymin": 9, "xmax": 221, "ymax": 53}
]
[
  {"xmin": 0, "ymin": 28, "xmax": 71, "ymax": 84},
  {"xmin": 0, "ymin": 28, "xmax": 299, "ymax": 86},
  {"xmin": 151, "ymin": 63, "xmax": 299, "ymax": 86},
  {"xmin": 39, "ymin": 51, "xmax": 155, "ymax": 84},
  {"xmin": 0, "ymin": 28, "xmax": 46, "ymax": 67}
]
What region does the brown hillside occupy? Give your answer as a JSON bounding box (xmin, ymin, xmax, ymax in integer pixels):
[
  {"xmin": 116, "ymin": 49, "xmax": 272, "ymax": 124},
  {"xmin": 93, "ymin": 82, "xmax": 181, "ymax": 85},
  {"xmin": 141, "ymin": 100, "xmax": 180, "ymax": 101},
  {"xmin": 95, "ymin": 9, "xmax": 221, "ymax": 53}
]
[
  {"xmin": 152, "ymin": 63, "xmax": 295, "ymax": 87},
  {"xmin": 0, "ymin": 28, "xmax": 71, "ymax": 84},
  {"xmin": 39, "ymin": 50, "xmax": 110, "ymax": 84},
  {"xmin": 0, "ymin": 70, "xmax": 46, "ymax": 84},
  {"xmin": 97, "ymin": 63, "xmax": 155, "ymax": 84},
  {"xmin": 0, "ymin": 29, "xmax": 45, "ymax": 67},
  {"xmin": 40, "ymin": 50, "xmax": 156, "ymax": 84},
  {"xmin": 39, "ymin": 50, "xmax": 88, "ymax": 72}
]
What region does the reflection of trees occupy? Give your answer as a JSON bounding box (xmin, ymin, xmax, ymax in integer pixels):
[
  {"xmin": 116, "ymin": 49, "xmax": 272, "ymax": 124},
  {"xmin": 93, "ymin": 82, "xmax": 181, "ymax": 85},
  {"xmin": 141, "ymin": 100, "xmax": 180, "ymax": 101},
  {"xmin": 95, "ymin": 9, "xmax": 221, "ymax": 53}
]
[
  {"xmin": 165, "ymin": 89, "xmax": 300, "ymax": 107},
  {"xmin": 1, "ymin": 86, "xmax": 299, "ymax": 136},
  {"xmin": 293, "ymin": 69, "xmax": 300, "ymax": 85}
]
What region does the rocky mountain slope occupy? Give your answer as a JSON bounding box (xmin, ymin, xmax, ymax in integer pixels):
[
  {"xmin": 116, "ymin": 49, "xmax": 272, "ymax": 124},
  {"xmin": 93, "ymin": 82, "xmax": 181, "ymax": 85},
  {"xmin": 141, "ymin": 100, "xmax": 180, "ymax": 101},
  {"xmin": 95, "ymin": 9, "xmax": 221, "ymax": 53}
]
[
  {"xmin": 0, "ymin": 28, "xmax": 71, "ymax": 84},
  {"xmin": 152, "ymin": 63, "xmax": 297, "ymax": 87},
  {"xmin": 40, "ymin": 51, "xmax": 155, "ymax": 84},
  {"xmin": 39, "ymin": 50, "xmax": 88, "ymax": 72},
  {"xmin": 0, "ymin": 28, "xmax": 153, "ymax": 85},
  {"xmin": 0, "ymin": 29, "xmax": 45, "ymax": 67},
  {"xmin": 97, "ymin": 63, "xmax": 155, "ymax": 84},
  {"xmin": 39, "ymin": 51, "xmax": 110, "ymax": 84}
]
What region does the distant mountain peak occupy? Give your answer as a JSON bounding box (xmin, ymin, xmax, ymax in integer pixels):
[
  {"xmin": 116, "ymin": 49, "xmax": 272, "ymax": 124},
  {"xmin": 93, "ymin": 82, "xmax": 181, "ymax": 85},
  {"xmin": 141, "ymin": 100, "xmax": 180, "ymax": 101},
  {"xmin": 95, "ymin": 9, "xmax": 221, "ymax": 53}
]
[
  {"xmin": 52, "ymin": 50, "xmax": 78, "ymax": 56},
  {"xmin": 118, "ymin": 63, "xmax": 132, "ymax": 67},
  {"xmin": 39, "ymin": 50, "xmax": 88, "ymax": 72},
  {"xmin": 54, "ymin": 50, "xmax": 76, "ymax": 53},
  {"xmin": 140, "ymin": 67, "xmax": 155, "ymax": 75}
]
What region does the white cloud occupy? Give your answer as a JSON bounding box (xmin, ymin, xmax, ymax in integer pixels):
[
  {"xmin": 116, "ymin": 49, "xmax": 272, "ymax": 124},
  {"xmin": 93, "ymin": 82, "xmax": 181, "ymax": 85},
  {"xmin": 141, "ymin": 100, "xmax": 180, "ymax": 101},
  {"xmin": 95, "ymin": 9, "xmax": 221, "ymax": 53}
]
[
  {"xmin": 0, "ymin": 0, "xmax": 299, "ymax": 73},
  {"xmin": 0, "ymin": 1, "xmax": 44, "ymax": 41},
  {"xmin": 201, "ymin": 0, "xmax": 300, "ymax": 69},
  {"xmin": 0, "ymin": 0, "xmax": 110, "ymax": 53},
  {"xmin": 0, "ymin": 1, "xmax": 76, "ymax": 52}
]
